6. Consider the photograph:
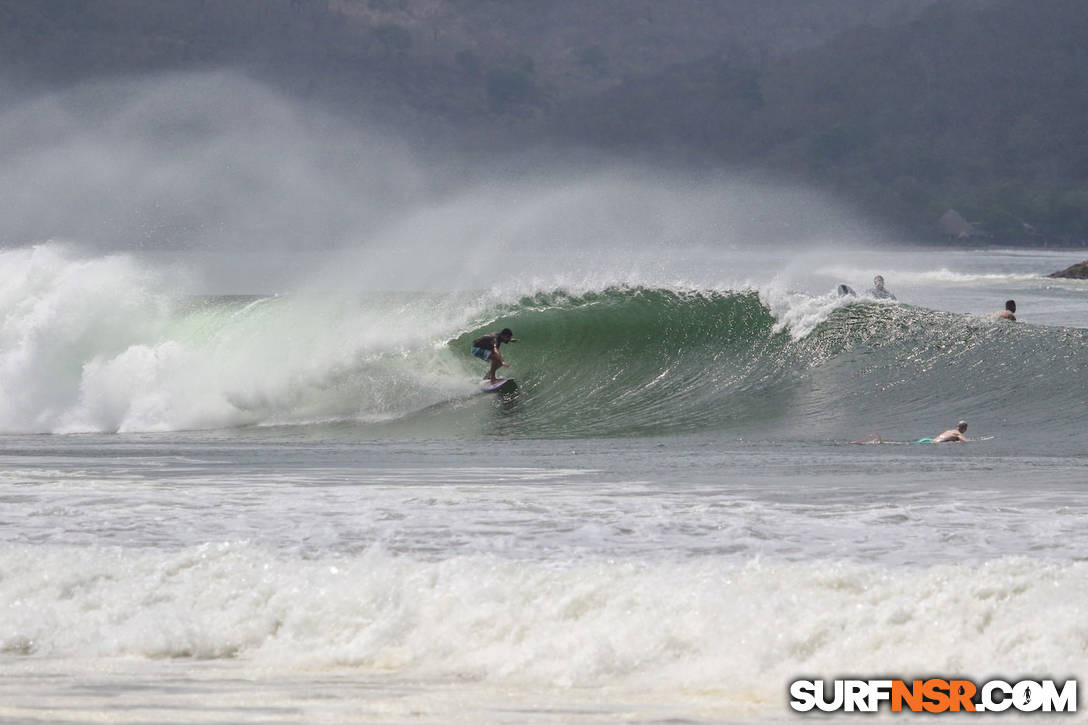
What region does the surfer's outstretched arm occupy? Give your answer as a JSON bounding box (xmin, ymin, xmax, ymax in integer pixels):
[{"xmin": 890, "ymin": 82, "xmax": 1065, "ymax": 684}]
[{"xmin": 851, "ymin": 433, "xmax": 882, "ymax": 444}]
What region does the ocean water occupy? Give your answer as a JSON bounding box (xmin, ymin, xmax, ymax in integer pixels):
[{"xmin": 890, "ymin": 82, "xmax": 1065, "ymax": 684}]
[{"xmin": 1, "ymin": 242, "xmax": 1086, "ymax": 723}]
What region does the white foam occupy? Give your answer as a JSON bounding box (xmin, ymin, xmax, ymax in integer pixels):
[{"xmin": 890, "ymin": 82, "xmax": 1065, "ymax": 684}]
[
  {"xmin": 818, "ymin": 264, "xmax": 1043, "ymax": 286},
  {"xmin": 0, "ymin": 244, "xmax": 485, "ymax": 433},
  {"xmin": 3, "ymin": 543, "xmax": 1085, "ymax": 699},
  {"xmin": 0, "ymin": 244, "xmax": 172, "ymax": 431},
  {"xmin": 758, "ymin": 281, "xmax": 855, "ymax": 339}
]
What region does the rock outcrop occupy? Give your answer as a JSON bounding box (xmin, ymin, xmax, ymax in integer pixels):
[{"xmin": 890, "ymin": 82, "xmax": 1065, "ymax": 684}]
[{"xmin": 1049, "ymin": 260, "xmax": 1088, "ymax": 278}]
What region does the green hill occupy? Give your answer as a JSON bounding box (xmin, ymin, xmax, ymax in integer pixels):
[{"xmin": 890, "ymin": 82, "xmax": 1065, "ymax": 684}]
[
  {"xmin": 1, "ymin": 0, "xmax": 1084, "ymax": 244},
  {"xmin": 554, "ymin": 0, "xmax": 1088, "ymax": 243}
]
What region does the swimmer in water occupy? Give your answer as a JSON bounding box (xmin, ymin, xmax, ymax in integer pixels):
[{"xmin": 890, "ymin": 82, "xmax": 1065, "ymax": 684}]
[
  {"xmin": 994, "ymin": 299, "xmax": 1016, "ymax": 321},
  {"xmin": 867, "ymin": 275, "xmax": 896, "ymax": 300},
  {"xmin": 933, "ymin": 420, "xmax": 969, "ymax": 443}
]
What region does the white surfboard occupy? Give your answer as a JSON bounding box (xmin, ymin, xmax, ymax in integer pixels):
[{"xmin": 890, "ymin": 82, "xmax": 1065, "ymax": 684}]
[{"xmin": 480, "ymin": 377, "xmax": 516, "ymax": 393}]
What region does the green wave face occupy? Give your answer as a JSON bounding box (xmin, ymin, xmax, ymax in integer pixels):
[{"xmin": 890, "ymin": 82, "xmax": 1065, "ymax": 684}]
[
  {"xmin": 449, "ymin": 287, "xmax": 1088, "ymax": 444},
  {"xmin": 452, "ymin": 288, "xmax": 815, "ymax": 438}
]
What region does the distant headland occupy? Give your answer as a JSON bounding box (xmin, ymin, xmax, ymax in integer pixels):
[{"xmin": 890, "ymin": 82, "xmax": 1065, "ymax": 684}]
[{"xmin": 1049, "ymin": 261, "xmax": 1088, "ymax": 279}]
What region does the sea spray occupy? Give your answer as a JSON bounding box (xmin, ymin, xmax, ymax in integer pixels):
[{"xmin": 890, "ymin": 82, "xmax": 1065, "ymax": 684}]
[
  {"xmin": 0, "ymin": 244, "xmax": 171, "ymax": 431},
  {"xmin": 0, "ymin": 245, "xmax": 483, "ymax": 432}
]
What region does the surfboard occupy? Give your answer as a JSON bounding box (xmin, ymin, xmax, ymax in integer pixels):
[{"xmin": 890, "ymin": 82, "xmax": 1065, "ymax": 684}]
[
  {"xmin": 851, "ymin": 434, "xmax": 910, "ymax": 445},
  {"xmin": 853, "ymin": 433, "xmax": 994, "ymax": 445},
  {"xmin": 918, "ymin": 435, "xmax": 995, "ymax": 444},
  {"xmin": 481, "ymin": 377, "xmax": 516, "ymax": 393}
]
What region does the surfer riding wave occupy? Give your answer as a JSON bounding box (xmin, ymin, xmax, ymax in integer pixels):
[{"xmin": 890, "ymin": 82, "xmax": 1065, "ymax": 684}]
[{"xmin": 472, "ymin": 328, "xmax": 518, "ymax": 382}]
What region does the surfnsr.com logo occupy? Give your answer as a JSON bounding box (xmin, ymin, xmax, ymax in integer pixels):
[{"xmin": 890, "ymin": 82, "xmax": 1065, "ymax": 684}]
[{"xmin": 790, "ymin": 679, "xmax": 1077, "ymax": 714}]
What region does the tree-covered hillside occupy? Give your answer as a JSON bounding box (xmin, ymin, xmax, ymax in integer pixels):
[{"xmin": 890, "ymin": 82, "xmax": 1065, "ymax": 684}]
[
  {"xmin": 0, "ymin": 0, "xmax": 1084, "ymax": 243},
  {"xmin": 555, "ymin": 0, "xmax": 1088, "ymax": 243}
]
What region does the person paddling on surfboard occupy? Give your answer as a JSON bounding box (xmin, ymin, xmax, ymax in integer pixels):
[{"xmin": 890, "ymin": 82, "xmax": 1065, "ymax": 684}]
[
  {"xmin": 472, "ymin": 328, "xmax": 518, "ymax": 382},
  {"xmin": 932, "ymin": 420, "xmax": 968, "ymax": 443}
]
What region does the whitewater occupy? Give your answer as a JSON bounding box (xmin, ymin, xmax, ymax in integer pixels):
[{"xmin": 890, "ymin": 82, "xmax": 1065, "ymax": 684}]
[{"xmin": 1, "ymin": 238, "xmax": 1086, "ymax": 723}]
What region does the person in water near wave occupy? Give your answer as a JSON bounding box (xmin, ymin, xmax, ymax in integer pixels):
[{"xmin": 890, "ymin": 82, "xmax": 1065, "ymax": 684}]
[
  {"xmin": 932, "ymin": 420, "xmax": 969, "ymax": 443},
  {"xmin": 867, "ymin": 275, "xmax": 896, "ymax": 300},
  {"xmin": 472, "ymin": 328, "xmax": 518, "ymax": 382},
  {"xmin": 994, "ymin": 299, "xmax": 1016, "ymax": 321}
]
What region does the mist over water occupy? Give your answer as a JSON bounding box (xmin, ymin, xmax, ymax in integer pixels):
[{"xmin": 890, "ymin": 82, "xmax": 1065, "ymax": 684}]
[
  {"xmin": 0, "ymin": 72, "xmax": 889, "ymax": 293},
  {"xmin": 0, "ymin": 74, "xmax": 424, "ymax": 283}
]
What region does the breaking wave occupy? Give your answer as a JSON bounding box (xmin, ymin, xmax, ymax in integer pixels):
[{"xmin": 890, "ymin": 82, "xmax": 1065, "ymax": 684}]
[{"xmin": 2, "ymin": 244, "xmax": 1085, "ymax": 446}]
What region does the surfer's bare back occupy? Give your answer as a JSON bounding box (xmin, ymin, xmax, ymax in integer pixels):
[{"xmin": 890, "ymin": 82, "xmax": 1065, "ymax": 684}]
[{"xmin": 933, "ymin": 420, "xmax": 968, "ymax": 443}]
